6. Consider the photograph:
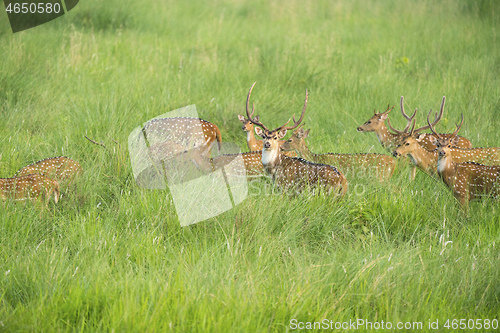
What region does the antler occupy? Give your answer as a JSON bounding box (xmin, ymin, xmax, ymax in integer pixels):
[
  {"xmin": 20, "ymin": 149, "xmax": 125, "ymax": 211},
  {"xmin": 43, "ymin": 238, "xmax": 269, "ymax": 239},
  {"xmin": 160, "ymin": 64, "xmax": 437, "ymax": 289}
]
[
  {"xmin": 386, "ymin": 97, "xmax": 415, "ymax": 134},
  {"xmin": 426, "ymin": 110, "xmax": 443, "ymax": 140},
  {"xmin": 246, "ymin": 82, "xmax": 269, "ymax": 131},
  {"xmin": 386, "ymin": 118, "xmax": 407, "ymax": 135},
  {"xmin": 278, "ymin": 89, "xmax": 308, "ymax": 131},
  {"xmin": 451, "ymin": 114, "xmax": 464, "ymax": 139},
  {"xmin": 400, "ymin": 96, "xmax": 418, "ymax": 131},
  {"xmin": 408, "ymin": 119, "xmax": 416, "ymax": 136},
  {"xmin": 414, "ymin": 96, "xmax": 445, "ymax": 133}
]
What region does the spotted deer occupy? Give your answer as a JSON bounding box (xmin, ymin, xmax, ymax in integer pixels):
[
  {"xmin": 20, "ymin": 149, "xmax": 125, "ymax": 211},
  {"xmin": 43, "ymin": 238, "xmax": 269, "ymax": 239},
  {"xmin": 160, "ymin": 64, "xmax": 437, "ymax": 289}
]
[
  {"xmin": 238, "ymin": 114, "xmax": 297, "ymax": 157},
  {"xmin": 429, "ymin": 114, "xmax": 500, "ymax": 206},
  {"xmin": 245, "ymin": 82, "xmax": 347, "ymax": 195},
  {"xmin": 15, "ymin": 156, "xmax": 82, "ymax": 189},
  {"xmin": 358, "ymin": 96, "xmax": 471, "ymax": 150},
  {"xmin": 393, "ymin": 117, "xmax": 500, "ymax": 175},
  {"xmin": 238, "ymin": 112, "xmax": 263, "ymax": 151},
  {"xmin": 281, "ymin": 127, "xmax": 395, "ymax": 181},
  {"xmin": 0, "ymin": 174, "xmax": 60, "ymax": 204},
  {"xmin": 142, "ymin": 117, "xmax": 222, "ymax": 161},
  {"xmin": 185, "ymin": 148, "xmax": 265, "ymax": 179}
]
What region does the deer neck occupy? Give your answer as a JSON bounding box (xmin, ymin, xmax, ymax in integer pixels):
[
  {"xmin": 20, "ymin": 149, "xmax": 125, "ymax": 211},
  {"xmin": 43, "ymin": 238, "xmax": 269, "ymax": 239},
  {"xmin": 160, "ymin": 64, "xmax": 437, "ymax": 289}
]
[
  {"xmin": 436, "ymin": 154, "xmax": 455, "ymax": 186},
  {"xmin": 295, "ymin": 140, "xmax": 314, "ymax": 161},
  {"xmin": 408, "ymin": 145, "xmax": 437, "ymax": 171},
  {"xmin": 261, "ymin": 146, "xmax": 281, "ymax": 174},
  {"xmin": 246, "ymin": 127, "xmax": 260, "ymax": 149},
  {"xmin": 376, "ymin": 123, "xmax": 399, "ymax": 149}
]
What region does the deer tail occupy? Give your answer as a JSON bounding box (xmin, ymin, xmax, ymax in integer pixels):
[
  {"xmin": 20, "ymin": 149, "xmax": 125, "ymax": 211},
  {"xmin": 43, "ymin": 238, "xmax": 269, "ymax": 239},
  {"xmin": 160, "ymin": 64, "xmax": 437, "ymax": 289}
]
[{"xmin": 214, "ymin": 125, "xmax": 223, "ymax": 152}]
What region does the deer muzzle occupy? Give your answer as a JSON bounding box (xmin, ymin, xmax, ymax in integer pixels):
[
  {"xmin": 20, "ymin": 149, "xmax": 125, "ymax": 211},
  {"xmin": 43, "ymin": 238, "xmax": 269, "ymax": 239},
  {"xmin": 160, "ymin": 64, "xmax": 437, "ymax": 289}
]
[{"xmin": 264, "ymin": 142, "xmax": 271, "ymax": 149}]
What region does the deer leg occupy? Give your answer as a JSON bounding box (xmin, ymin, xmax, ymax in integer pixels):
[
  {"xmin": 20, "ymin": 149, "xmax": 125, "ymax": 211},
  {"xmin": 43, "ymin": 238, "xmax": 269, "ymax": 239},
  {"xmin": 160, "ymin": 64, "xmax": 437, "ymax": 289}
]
[{"xmin": 409, "ymin": 164, "xmax": 416, "ymax": 181}]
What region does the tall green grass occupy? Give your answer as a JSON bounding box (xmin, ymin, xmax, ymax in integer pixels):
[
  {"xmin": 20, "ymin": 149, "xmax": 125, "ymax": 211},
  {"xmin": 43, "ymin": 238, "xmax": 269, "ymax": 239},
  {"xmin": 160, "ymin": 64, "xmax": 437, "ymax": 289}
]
[{"xmin": 0, "ymin": 0, "xmax": 499, "ymax": 331}]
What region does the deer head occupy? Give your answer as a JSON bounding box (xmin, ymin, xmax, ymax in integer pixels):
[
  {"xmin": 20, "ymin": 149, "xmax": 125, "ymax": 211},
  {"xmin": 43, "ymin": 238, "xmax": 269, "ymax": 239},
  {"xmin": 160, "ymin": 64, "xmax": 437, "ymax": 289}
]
[
  {"xmin": 428, "ymin": 111, "xmax": 464, "ymax": 159},
  {"xmin": 246, "ymin": 82, "xmax": 307, "ymax": 151},
  {"xmin": 357, "ymin": 104, "xmax": 396, "ymax": 132},
  {"xmin": 238, "ymin": 114, "xmax": 259, "ymax": 132},
  {"xmin": 280, "ymin": 126, "xmax": 310, "ymax": 152}
]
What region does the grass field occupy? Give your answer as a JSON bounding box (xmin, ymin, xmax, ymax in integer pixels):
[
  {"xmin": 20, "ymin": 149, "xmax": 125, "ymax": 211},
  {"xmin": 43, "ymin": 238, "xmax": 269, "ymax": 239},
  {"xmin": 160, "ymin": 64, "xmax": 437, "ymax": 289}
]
[{"xmin": 0, "ymin": 0, "xmax": 499, "ymax": 331}]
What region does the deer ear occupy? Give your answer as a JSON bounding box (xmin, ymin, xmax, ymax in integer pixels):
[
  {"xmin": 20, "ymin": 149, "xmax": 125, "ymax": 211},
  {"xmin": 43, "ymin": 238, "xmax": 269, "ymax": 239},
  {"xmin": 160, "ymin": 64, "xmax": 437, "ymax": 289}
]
[
  {"xmin": 304, "ymin": 129, "xmax": 310, "ymax": 139},
  {"xmin": 379, "ymin": 113, "xmax": 389, "ymax": 121},
  {"xmin": 450, "ymin": 136, "xmax": 460, "ymax": 146},
  {"xmin": 427, "ymin": 134, "xmax": 438, "ymax": 145},
  {"xmin": 254, "ymin": 115, "xmax": 259, "ymax": 121},
  {"xmin": 255, "ymin": 127, "xmax": 264, "ymax": 138},
  {"xmin": 237, "ymin": 114, "xmax": 245, "ymax": 122},
  {"xmin": 277, "ymin": 128, "xmax": 288, "ymax": 139},
  {"xmin": 415, "ymin": 134, "xmax": 426, "ymax": 142}
]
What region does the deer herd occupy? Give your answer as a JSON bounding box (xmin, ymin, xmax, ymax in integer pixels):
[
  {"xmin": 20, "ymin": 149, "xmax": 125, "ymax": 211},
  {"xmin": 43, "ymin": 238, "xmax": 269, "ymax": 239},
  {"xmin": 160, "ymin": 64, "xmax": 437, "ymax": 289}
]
[{"xmin": 2, "ymin": 82, "xmax": 499, "ymax": 210}]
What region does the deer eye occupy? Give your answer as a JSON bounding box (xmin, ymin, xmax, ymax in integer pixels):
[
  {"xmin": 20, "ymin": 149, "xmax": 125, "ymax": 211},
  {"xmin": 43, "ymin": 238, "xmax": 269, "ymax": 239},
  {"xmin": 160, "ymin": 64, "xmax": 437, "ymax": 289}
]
[
  {"xmin": 367, "ymin": 121, "xmax": 371, "ymax": 124},
  {"xmin": 405, "ymin": 143, "xmax": 409, "ymax": 146}
]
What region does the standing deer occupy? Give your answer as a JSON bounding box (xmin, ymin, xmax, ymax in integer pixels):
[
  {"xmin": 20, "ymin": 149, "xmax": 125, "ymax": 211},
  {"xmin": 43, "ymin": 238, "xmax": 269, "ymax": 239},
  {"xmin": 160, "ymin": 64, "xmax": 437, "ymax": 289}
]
[
  {"xmin": 358, "ymin": 96, "xmax": 472, "ymax": 150},
  {"xmin": 14, "ymin": 156, "xmax": 82, "ymax": 189},
  {"xmin": 393, "ymin": 120, "xmax": 500, "ymax": 175},
  {"xmin": 245, "ymin": 82, "xmax": 347, "ymax": 195},
  {"xmin": 1, "ymin": 174, "xmax": 60, "ymax": 204},
  {"xmin": 281, "ymin": 127, "xmax": 395, "ymax": 181},
  {"xmin": 428, "ymin": 114, "xmax": 500, "ymax": 206}
]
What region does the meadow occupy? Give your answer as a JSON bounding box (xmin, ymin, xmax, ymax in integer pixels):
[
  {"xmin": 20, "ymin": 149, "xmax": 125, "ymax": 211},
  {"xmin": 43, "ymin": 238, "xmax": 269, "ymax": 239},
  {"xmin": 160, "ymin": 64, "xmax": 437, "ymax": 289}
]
[{"xmin": 0, "ymin": 0, "xmax": 499, "ymax": 331}]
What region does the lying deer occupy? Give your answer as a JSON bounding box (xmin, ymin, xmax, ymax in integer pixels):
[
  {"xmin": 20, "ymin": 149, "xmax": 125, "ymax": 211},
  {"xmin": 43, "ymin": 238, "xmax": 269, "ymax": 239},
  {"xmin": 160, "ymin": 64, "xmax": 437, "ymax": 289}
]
[
  {"xmin": 245, "ymin": 82, "xmax": 348, "ymax": 195},
  {"xmin": 14, "ymin": 156, "xmax": 82, "ymax": 189},
  {"xmin": 429, "ymin": 114, "xmax": 500, "ymax": 206},
  {"xmin": 1, "ymin": 174, "xmax": 60, "ymax": 204},
  {"xmin": 281, "ymin": 127, "xmax": 395, "ymax": 181},
  {"xmin": 238, "ymin": 113, "xmax": 263, "ymax": 151},
  {"xmin": 142, "ymin": 117, "xmax": 222, "ymax": 160},
  {"xmin": 187, "ymin": 149, "xmax": 265, "ymax": 179}
]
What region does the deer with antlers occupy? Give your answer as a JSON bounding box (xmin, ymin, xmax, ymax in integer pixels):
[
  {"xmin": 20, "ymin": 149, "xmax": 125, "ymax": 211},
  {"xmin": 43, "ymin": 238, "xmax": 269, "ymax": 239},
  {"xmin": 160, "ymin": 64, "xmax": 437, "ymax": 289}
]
[
  {"xmin": 428, "ymin": 114, "xmax": 500, "ymax": 206},
  {"xmin": 281, "ymin": 127, "xmax": 395, "ymax": 181},
  {"xmin": 393, "ymin": 118, "xmax": 500, "ymax": 175},
  {"xmin": 238, "ymin": 114, "xmax": 298, "ymax": 157},
  {"xmin": 358, "ymin": 96, "xmax": 472, "ymax": 150},
  {"xmin": 244, "ymin": 82, "xmax": 347, "ymax": 195},
  {"xmin": 14, "ymin": 156, "xmax": 82, "ymax": 189},
  {"xmin": 1, "ymin": 174, "xmax": 60, "ymax": 204}
]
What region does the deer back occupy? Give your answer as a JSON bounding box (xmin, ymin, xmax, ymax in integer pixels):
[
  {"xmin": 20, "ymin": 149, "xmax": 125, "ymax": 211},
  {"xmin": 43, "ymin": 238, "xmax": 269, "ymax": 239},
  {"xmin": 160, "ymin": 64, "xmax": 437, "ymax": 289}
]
[
  {"xmin": 15, "ymin": 156, "xmax": 82, "ymax": 188},
  {"xmin": 313, "ymin": 153, "xmax": 395, "ymax": 181},
  {"xmin": 442, "ymin": 162, "xmax": 500, "ymax": 204},
  {"xmin": 274, "ymin": 155, "xmax": 347, "ymax": 195},
  {"xmin": 143, "ymin": 117, "xmax": 222, "ymax": 153}
]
